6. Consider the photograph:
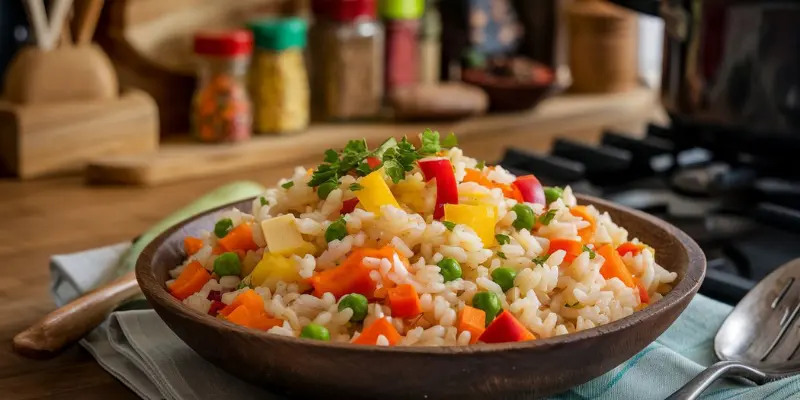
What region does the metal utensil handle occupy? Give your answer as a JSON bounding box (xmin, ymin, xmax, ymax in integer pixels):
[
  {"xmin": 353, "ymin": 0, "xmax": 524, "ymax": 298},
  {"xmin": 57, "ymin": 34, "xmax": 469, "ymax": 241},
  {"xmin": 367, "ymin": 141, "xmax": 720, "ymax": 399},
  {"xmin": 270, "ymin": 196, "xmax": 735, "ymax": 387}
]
[{"xmin": 666, "ymin": 361, "xmax": 768, "ymax": 400}]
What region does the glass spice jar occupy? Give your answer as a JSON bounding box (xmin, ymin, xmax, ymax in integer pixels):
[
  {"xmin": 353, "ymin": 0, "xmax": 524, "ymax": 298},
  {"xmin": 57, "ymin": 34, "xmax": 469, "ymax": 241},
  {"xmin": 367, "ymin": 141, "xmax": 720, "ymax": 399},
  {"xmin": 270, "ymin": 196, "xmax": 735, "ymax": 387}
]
[
  {"xmin": 313, "ymin": 0, "xmax": 384, "ymax": 120},
  {"xmin": 247, "ymin": 18, "xmax": 310, "ymax": 134},
  {"xmin": 191, "ymin": 30, "xmax": 253, "ymax": 143},
  {"xmin": 381, "ymin": 0, "xmax": 424, "ymax": 93}
]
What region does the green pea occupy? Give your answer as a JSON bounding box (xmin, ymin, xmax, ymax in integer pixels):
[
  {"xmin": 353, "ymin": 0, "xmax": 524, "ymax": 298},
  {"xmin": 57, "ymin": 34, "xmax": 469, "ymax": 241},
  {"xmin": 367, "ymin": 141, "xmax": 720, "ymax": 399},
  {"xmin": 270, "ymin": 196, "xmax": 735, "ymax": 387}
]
[
  {"xmin": 437, "ymin": 257, "xmax": 462, "ymax": 282},
  {"xmin": 338, "ymin": 293, "xmax": 368, "ymax": 322},
  {"xmin": 325, "ymin": 218, "xmax": 348, "ymax": 243},
  {"xmin": 544, "ymin": 187, "xmax": 564, "ymax": 205},
  {"xmin": 213, "ymin": 252, "xmax": 241, "ymax": 277},
  {"xmin": 300, "ymin": 323, "xmax": 330, "ymax": 341},
  {"xmin": 317, "ymin": 181, "xmax": 338, "ymax": 200},
  {"xmin": 214, "ymin": 218, "xmax": 233, "ymax": 238},
  {"xmin": 511, "ymin": 204, "xmax": 535, "ymax": 231},
  {"xmin": 491, "ymin": 267, "xmax": 517, "ymax": 292},
  {"xmin": 472, "ymin": 291, "xmax": 502, "ymax": 326}
]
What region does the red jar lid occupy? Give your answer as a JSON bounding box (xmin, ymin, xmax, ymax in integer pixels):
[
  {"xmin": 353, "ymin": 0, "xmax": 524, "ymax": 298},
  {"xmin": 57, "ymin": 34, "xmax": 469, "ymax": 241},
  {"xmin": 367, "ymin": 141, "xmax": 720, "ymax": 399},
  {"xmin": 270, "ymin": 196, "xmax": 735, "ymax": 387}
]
[
  {"xmin": 328, "ymin": 0, "xmax": 376, "ymax": 22},
  {"xmin": 193, "ymin": 30, "xmax": 253, "ymax": 57}
]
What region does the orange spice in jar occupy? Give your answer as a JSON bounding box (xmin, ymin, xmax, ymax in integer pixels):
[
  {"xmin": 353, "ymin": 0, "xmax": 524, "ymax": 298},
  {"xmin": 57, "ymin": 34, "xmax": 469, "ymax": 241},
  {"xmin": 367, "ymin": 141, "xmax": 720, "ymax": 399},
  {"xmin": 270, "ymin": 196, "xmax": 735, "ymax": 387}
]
[{"xmin": 191, "ymin": 30, "xmax": 254, "ymax": 142}]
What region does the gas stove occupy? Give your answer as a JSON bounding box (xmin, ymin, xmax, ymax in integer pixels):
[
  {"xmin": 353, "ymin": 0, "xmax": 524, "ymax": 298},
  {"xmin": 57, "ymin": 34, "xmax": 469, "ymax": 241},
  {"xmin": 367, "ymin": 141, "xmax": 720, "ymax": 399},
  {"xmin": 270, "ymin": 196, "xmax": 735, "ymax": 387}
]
[{"xmin": 498, "ymin": 120, "xmax": 800, "ymax": 305}]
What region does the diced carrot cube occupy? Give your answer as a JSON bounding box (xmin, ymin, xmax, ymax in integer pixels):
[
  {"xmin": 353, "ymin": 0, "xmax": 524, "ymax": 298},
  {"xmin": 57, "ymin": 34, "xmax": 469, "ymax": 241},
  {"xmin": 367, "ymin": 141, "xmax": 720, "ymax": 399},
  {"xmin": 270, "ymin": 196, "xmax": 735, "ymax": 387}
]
[
  {"xmin": 353, "ymin": 317, "xmax": 401, "ymax": 346},
  {"xmin": 457, "ymin": 306, "xmax": 486, "ymax": 344},
  {"xmin": 387, "ymin": 284, "xmax": 421, "ymax": 318},
  {"xmin": 184, "ymin": 237, "xmax": 204, "ymax": 256}
]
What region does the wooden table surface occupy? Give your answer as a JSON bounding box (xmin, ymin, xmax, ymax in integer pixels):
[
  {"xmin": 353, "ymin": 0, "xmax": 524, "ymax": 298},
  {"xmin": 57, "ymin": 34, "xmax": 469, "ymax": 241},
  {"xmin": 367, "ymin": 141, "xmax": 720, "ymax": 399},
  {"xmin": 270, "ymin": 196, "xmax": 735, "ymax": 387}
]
[{"xmin": 0, "ymin": 117, "xmax": 654, "ymax": 399}]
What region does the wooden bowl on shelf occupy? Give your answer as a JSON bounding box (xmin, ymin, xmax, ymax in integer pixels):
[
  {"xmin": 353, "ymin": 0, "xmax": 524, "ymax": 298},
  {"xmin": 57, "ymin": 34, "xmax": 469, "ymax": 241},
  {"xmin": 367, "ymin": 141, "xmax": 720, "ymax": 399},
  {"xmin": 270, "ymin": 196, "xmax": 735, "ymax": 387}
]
[
  {"xmin": 462, "ymin": 58, "xmax": 559, "ymax": 113},
  {"xmin": 136, "ymin": 194, "xmax": 705, "ymax": 399}
]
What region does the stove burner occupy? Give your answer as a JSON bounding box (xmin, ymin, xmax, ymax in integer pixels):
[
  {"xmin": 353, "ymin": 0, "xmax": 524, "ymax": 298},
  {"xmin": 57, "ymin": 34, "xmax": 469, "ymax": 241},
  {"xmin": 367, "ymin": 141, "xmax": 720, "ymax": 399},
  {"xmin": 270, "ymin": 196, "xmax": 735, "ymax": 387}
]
[{"xmin": 498, "ymin": 123, "xmax": 800, "ymax": 304}]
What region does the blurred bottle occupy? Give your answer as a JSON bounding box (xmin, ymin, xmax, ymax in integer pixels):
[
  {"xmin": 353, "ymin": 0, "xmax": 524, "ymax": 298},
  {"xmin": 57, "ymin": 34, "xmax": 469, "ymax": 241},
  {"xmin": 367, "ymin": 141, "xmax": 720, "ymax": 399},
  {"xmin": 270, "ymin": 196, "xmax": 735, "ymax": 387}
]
[{"xmin": 418, "ymin": 0, "xmax": 442, "ymax": 85}]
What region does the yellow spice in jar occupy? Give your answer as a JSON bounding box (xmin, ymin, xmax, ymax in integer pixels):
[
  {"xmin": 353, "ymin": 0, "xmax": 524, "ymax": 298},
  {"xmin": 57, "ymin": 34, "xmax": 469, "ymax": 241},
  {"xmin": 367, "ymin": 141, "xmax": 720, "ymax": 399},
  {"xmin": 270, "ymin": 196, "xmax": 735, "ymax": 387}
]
[{"xmin": 250, "ymin": 48, "xmax": 309, "ymax": 134}]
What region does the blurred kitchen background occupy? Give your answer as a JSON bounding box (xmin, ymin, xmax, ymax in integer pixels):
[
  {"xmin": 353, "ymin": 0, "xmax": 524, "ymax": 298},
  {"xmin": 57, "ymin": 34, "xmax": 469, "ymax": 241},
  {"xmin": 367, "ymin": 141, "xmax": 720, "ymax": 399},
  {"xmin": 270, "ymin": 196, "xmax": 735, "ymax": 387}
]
[{"xmin": 2, "ymin": 0, "xmax": 800, "ymax": 306}]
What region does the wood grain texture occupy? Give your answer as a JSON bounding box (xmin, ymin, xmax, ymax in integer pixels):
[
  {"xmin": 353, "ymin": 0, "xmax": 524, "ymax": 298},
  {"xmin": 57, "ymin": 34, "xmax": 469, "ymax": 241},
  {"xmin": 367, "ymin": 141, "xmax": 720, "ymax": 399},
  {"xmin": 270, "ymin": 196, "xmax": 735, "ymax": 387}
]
[
  {"xmin": 0, "ymin": 88, "xmax": 158, "ymax": 179},
  {"xmin": 136, "ymin": 195, "xmax": 705, "ymax": 399},
  {"xmin": 2, "ymin": 44, "xmax": 118, "ymax": 105},
  {"xmin": 13, "ymin": 271, "xmax": 140, "ymax": 358},
  {"xmin": 96, "ymin": 0, "xmax": 287, "ymax": 134},
  {"xmin": 86, "ymin": 87, "xmax": 657, "ymax": 186},
  {"xmin": 0, "ymin": 116, "xmax": 658, "ymax": 399}
]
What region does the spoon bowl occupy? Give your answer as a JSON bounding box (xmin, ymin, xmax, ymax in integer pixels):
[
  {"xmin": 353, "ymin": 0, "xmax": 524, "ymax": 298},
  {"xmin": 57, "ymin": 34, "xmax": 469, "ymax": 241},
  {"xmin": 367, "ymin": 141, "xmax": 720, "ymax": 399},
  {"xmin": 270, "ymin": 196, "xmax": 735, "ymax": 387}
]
[{"xmin": 668, "ymin": 258, "xmax": 800, "ymax": 399}]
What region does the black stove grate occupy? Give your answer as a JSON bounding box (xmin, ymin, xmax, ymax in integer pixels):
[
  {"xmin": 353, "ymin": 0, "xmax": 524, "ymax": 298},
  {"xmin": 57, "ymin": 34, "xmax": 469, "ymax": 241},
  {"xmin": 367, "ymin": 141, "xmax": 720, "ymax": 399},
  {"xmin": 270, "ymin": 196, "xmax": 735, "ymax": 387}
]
[{"xmin": 498, "ymin": 122, "xmax": 800, "ymax": 305}]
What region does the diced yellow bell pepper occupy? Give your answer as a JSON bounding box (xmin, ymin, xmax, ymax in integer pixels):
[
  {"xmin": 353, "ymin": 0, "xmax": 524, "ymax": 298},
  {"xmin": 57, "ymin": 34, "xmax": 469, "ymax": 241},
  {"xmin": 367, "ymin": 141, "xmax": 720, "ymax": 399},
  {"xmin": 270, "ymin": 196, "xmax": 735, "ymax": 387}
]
[
  {"xmin": 250, "ymin": 252, "xmax": 310, "ymax": 291},
  {"xmin": 443, "ymin": 204, "xmax": 497, "ymax": 246},
  {"xmin": 260, "ymin": 214, "xmax": 314, "ymax": 256},
  {"xmin": 355, "ymin": 169, "xmax": 400, "ymax": 215}
]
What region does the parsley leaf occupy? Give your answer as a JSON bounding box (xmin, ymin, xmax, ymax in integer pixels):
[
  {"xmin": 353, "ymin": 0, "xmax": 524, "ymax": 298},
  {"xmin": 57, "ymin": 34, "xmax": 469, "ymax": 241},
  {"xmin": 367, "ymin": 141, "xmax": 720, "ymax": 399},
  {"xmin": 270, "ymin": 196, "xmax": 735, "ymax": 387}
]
[
  {"xmin": 382, "ymin": 159, "xmax": 405, "ymax": 184},
  {"xmin": 497, "ymin": 251, "xmax": 507, "ymax": 259},
  {"xmin": 540, "ymin": 209, "xmax": 557, "ymax": 225},
  {"xmin": 356, "ymin": 161, "xmax": 374, "ymax": 176},
  {"xmin": 418, "ymin": 129, "xmax": 441, "ymax": 155},
  {"xmin": 495, "ymin": 234, "xmax": 511, "ymax": 245},
  {"xmin": 372, "ymin": 137, "xmax": 397, "ymax": 159},
  {"xmin": 582, "ymin": 245, "xmax": 596, "ymax": 259},
  {"xmin": 476, "ymin": 160, "xmax": 486, "ymax": 169},
  {"xmin": 442, "ymin": 221, "xmax": 456, "ymax": 231},
  {"xmin": 349, "ymin": 183, "xmax": 364, "ymax": 191},
  {"xmin": 533, "ymin": 254, "xmax": 550, "ymax": 265},
  {"xmin": 259, "ymin": 197, "xmax": 269, "ymax": 206},
  {"xmin": 441, "ymin": 132, "xmax": 458, "ymax": 148},
  {"xmin": 323, "ymin": 149, "xmax": 339, "ymax": 163},
  {"xmin": 281, "ymin": 181, "xmax": 294, "ymax": 189},
  {"xmin": 309, "ymin": 139, "xmax": 372, "ymax": 187}
]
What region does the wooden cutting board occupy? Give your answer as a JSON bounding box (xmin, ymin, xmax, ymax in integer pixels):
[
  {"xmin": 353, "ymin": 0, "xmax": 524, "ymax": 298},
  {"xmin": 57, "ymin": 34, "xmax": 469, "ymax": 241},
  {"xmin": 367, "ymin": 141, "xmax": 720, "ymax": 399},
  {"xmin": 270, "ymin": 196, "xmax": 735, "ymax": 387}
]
[{"xmin": 86, "ymin": 87, "xmax": 658, "ymax": 186}]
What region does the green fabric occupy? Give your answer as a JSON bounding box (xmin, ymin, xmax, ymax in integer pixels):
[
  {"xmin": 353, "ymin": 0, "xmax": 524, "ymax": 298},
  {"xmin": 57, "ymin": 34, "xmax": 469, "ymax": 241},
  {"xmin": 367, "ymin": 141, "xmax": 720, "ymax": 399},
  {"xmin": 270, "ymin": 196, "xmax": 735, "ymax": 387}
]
[
  {"xmin": 247, "ymin": 17, "xmax": 308, "ymax": 51},
  {"xmin": 116, "ymin": 181, "xmax": 266, "ymax": 281},
  {"xmin": 547, "ymin": 295, "xmax": 800, "ymax": 399},
  {"xmin": 381, "ymin": 0, "xmax": 425, "ymax": 19}
]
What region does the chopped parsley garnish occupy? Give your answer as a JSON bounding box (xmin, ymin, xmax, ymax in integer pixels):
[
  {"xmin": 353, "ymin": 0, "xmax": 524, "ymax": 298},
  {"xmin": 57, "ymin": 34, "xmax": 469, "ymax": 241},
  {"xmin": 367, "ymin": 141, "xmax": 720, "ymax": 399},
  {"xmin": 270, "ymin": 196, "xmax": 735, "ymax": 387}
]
[
  {"xmin": 539, "ymin": 209, "xmax": 557, "ymax": 225},
  {"xmin": 441, "ymin": 132, "xmax": 458, "ymax": 148},
  {"xmin": 497, "ymin": 251, "xmax": 507, "ymax": 259},
  {"xmin": 533, "ymin": 254, "xmax": 550, "ymax": 265},
  {"xmin": 442, "ymin": 221, "xmax": 456, "ymax": 231},
  {"xmin": 309, "ymin": 131, "xmax": 459, "ymax": 187},
  {"xmin": 475, "ymin": 160, "xmax": 486, "ymax": 169},
  {"xmin": 495, "ymin": 234, "xmax": 511, "ymax": 245},
  {"xmin": 259, "ymin": 197, "xmax": 269, "ymax": 206},
  {"xmin": 349, "ymin": 183, "xmax": 364, "ymax": 191},
  {"xmin": 564, "ymin": 301, "xmax": 584, "ymax": 309},
  {"xmin": 582, "ymin": 245, "xmax": 596, "ymax": 259},
  {"xmin": 281, "ymin": 181, "xmax": 294, "ymax": 189}
]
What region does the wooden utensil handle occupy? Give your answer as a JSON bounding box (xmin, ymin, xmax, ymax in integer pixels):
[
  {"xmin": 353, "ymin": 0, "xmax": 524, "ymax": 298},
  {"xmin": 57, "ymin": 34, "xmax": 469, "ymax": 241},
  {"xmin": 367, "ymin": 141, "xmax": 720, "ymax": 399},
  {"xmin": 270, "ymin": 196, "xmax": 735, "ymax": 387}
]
[{"xmin": 13, "ymin": 271, "xmax": 141, "ymax": 359}]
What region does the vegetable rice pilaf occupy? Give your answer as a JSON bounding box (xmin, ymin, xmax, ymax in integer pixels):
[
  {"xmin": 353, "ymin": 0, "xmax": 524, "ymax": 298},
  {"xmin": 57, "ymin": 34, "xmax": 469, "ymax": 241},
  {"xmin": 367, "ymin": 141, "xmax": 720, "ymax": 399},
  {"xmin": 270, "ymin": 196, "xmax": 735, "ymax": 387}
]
[{"xmin": 167, "ymin": 130, "xmax": 677, "ymax": 346}]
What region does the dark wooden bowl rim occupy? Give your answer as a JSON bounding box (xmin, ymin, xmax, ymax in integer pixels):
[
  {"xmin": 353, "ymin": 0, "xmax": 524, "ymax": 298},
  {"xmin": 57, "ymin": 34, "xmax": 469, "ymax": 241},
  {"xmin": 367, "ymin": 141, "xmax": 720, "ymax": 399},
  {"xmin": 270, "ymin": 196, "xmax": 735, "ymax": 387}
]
[{"xmin": 136, "ymin": 194, "xmax": 705, "ymax": 356}]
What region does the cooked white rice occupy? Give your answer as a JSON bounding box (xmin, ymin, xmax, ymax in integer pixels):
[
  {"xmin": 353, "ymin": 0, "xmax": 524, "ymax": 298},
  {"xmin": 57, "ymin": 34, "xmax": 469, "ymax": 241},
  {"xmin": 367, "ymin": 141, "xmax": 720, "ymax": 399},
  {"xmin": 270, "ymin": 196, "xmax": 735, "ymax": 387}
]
[{"xmin": 168, "ymin": 137, "xmax": 677, "ymax": 346}]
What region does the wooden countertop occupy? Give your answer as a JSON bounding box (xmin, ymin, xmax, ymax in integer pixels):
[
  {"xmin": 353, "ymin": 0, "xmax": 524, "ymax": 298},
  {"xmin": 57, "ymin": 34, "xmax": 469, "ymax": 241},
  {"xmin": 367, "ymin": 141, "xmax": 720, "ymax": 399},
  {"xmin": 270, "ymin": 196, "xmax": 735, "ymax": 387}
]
[{"xmin": 0, "ymin": 105, "xmax": 660, "ymax": 399}]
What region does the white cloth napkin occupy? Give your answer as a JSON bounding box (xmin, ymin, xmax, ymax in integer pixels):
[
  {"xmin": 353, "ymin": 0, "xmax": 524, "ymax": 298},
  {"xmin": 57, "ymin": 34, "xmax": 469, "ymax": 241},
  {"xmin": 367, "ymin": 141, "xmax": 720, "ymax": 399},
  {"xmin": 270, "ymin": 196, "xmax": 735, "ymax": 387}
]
[{"xmin": 50, "ymin": 243, "xmax": 282, "ymax": 400}]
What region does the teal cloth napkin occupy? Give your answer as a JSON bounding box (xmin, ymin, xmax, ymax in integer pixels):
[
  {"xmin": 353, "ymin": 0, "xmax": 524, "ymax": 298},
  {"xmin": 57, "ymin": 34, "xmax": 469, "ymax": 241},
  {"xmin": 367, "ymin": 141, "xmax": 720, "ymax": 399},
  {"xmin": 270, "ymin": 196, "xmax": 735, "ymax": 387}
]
[{"xmin": 49, "ymin": 182, "xmax": 800, "ymax": 399}]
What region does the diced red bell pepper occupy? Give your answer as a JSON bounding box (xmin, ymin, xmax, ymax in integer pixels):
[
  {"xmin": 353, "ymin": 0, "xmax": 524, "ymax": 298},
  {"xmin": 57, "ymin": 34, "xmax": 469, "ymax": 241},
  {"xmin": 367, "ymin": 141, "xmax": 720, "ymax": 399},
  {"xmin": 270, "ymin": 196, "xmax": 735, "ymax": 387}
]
[
  {"xmin": 341, "ymin": 198, "xmax": 360, "ymax": 214},
  {"xmin": 208, "ymin": 300, "xmax": 226, "ymax": 316},
  {"xmin": 366, "ymin": 156, "xmax": 382, "ymax": 169},
  {"xmin": 513, "ymin": 175, "xmax": 546, "ymax": 205},
  {"xmin": 418, "ymin": 157, "xmax": 459, "ymax": 220},
  {"xmin": 478, "ymin": 311, "xmax": 536, "ymax": 343}
]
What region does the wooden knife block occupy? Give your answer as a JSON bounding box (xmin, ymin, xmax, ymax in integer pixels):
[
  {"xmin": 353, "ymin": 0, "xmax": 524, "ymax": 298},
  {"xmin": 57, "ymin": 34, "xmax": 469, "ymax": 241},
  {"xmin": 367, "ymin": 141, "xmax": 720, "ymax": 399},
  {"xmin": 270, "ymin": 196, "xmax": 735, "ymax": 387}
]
[{"xmin": 0, "ymin": 88, "xmax": 159, "ymax": 179}]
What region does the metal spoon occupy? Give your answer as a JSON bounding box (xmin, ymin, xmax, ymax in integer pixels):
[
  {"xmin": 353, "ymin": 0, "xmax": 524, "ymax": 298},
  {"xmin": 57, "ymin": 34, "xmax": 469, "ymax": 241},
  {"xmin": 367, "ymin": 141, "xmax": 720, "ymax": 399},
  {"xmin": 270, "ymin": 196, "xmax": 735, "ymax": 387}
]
[{"xmin": 667, "ymin": 258, "xmax": 800, "ymax": 399}]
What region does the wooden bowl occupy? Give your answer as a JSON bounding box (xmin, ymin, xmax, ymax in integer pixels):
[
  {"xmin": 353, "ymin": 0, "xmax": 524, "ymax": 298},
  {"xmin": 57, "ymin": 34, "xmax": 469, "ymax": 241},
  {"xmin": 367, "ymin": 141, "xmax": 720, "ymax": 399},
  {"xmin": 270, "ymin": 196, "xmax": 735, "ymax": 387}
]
[{"xmin": 136, "ymin": 194, "xmax": 705, "ymax": 399}]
